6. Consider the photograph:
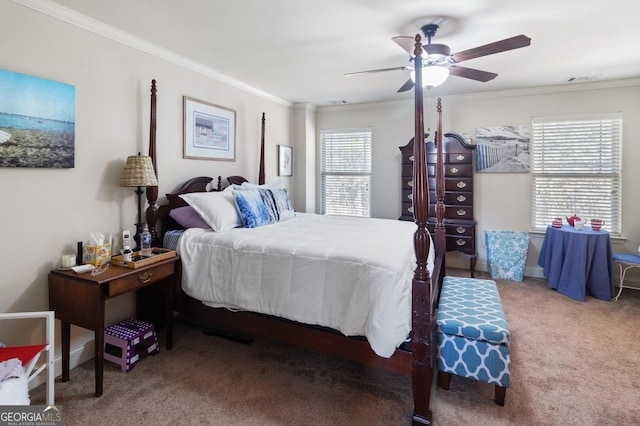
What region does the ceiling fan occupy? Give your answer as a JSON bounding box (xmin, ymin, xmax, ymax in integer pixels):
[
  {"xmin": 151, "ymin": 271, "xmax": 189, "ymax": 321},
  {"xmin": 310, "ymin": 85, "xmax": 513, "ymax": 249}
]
[{"xmin": 345, "ymin": 24, "xmax": 531, "ymax": 92}]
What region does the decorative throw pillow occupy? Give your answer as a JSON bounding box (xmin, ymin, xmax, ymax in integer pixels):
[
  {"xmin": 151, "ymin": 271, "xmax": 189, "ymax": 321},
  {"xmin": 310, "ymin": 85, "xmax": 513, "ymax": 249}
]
[
  {"xmin": 232, "ymin": 188, "xmax": 278, "ymax": 228},
  {"xmin": 169, "ymin": 206, "xmax": 211, "ymax": 229},
  {"xmin": 179, "ymin": 191, "xmax": 242, "ymax": 232},
  {"xmin": 270, "ymin": 187, "xmax": 295, "ymax": 221}
]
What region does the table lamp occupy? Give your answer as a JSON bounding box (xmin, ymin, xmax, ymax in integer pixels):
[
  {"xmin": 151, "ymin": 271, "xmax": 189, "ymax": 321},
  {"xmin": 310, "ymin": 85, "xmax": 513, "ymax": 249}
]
[{"xmin": 120, "ymin": 153, "xmax": 158, "ymax": 251}]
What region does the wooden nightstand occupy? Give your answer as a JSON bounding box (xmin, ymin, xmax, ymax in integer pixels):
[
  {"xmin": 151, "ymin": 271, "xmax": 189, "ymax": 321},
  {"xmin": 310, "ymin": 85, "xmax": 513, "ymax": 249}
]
[{"xmin": 48, "ymin": 256, "xmax": 180, "ymax": 397}]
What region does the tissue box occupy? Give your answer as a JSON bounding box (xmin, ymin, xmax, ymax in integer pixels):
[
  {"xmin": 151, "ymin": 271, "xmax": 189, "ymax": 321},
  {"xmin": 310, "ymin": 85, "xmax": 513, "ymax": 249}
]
[{"xmin": 83, "ymin": 243, "xmax": 112, "ymax": 266}]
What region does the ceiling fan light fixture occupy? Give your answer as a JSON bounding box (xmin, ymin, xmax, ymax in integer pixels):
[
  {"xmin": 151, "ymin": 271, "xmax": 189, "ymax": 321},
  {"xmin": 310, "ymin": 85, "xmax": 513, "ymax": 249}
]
[{"xmin": 411, "ymin": 66, "xmax": 450, "ymax": 88}]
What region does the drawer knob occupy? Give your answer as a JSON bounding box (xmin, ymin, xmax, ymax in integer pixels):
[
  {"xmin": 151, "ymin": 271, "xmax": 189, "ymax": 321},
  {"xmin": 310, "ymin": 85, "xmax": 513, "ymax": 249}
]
[
  {"xmin": 456, "ymin": 181, "xmax": 467, "ymax": 189},
  {"xmin": 138, "ymin": 271, "xmax": 153, "ymax": 284},
  {"xmin": 409, "ymin": 155, "xmax": 414, "ymax": 162},
  {"xmin": 450, "ymin": 167, "xmax": 459, "ymax": 174},
  {"xmin": 456, "ymin": 154, "xmax": 465, "ymax": 161},
  {"xmin": 408, "ymin": 194, "xmax": 413, "ymax": 200},
  {"xmin": 408, "ymin": 206, "xmax": 414, "ymax": 213},
  {"xmin": 408, "ymin": 180, "xmax": 414, "ymax": 187},
  {"xmin": 456, "ymin": 239, "xmax": 466, "ymax": 246},
  {"xmin": 457, "ymin": 209, "xmax": 466, "ymax": 216},
  {"xmin": 456, "ymin": 227, "xmax": 465, "ymax": 234},
  {"xmin": 457, "ymin": 195, "xmax": 467, "ymax": 202}
]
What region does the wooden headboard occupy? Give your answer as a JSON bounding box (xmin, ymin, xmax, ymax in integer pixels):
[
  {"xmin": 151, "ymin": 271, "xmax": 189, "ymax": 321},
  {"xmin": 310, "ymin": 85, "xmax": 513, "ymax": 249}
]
[
  {"xmin": 144, "ymin": 78, "xmax": 264, "ymax": 244},
  {"xmin": 154, "ymin": 176, "xmax": 219, "ymax": 241}
]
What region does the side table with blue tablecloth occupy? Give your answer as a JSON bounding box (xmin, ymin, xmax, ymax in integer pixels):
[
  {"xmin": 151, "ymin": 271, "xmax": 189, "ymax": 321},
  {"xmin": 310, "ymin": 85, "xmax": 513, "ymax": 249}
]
[{"xmin": 537, "ymin": 225, "xmax": 614, "ymax": 302}]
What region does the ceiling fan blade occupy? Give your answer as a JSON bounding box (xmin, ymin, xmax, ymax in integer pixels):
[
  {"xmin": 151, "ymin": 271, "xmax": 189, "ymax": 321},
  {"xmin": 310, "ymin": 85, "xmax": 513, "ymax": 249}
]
[
  {"xmin": 397, "ymin": 78, "xmax": 414, "ymax": 93},
  {"xmin": 392, "ymin": 36, "xmax": 416, "ymax": 55},
  {"xmin": 451, "ymin": 35, "xmax": 531, "ymax": 63},
  {"xmin": 449, "ymin": 65, "xmax": 498, "ymax": 82},
  {"xmin": 344, "ymin": 66, "xmax": 408, "ymax": 77}
]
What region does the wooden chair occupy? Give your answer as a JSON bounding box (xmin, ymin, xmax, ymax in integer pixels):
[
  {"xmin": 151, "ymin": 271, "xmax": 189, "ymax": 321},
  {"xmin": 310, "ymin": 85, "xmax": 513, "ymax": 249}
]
[{"xmin": 0, "ymin": 311, "xmax": 55, "ymax": 405}]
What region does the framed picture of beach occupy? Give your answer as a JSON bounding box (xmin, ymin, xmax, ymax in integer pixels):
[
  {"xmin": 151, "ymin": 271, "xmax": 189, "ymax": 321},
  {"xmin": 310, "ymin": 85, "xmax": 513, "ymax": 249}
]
[
  {"xmin": 475, "ymin": 125, "xmax": 530, "ymax": 173},
  {"xmin": 0, "ymin": 68, "xmax": 75, "ymax": 168},
  {"xmin": 183, "ymin": 96, "xmax": 236, "ymax": 161}
]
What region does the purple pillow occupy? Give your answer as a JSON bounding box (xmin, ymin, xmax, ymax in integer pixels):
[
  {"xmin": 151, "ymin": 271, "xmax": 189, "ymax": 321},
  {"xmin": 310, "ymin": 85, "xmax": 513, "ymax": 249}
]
[{"xmin": 169, "ymin": 206, "xmax": 211, "ymax": 229}]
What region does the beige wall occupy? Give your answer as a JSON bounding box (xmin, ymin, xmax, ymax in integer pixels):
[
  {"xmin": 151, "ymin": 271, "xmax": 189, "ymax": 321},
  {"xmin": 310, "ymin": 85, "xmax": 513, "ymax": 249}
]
[
  {"xmin": 2, "ymin": 0, "xmax": 638, "ymax": 383},
  {"xmin": 316, "ymin": 84, "xmax": 640, "ymax": 277},
  {"xmin": 0, "ymin": 1, "xmax": 293, "ymax": 375}
]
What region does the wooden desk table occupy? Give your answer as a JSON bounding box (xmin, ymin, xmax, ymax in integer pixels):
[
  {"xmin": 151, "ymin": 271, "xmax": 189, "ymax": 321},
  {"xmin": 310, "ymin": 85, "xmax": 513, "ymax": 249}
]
[{"xmin": 48, "ymin": 256, "xmax": 179, "ymax": 397}]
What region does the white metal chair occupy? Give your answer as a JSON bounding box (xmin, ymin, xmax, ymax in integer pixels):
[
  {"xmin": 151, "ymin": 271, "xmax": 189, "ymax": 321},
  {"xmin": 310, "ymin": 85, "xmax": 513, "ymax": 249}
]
[
  {"xmin": 612, "ymin": 245, "xmax": 640, "ymax": 301},
  {"xmin": 0, "ymin": 311, "xmax": 55, "ymax": 405}
]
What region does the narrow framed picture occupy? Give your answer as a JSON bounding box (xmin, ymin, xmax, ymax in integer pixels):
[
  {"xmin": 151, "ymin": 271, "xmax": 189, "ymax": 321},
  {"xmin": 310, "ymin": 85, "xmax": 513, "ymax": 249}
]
[
  {"xmin": 183, "ymin": 96, "xmax": 236, "ymax": 161},
  {"xmin": 278, "ymin": 145, "xmax": 293, "ymax": 176}
]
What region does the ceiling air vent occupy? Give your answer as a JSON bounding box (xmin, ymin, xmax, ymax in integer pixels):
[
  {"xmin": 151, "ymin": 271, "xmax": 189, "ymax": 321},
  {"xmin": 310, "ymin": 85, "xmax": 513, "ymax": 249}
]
[{"xmin": 566, "ymin": 74, "xmax": 602, "ymax": 82}]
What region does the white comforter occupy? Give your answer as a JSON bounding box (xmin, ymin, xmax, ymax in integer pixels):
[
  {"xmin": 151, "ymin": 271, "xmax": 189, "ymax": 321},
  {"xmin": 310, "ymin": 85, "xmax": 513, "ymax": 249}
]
[{"xmin": 177, "ymin": 213, "xmax": 434, "ymax": 358}]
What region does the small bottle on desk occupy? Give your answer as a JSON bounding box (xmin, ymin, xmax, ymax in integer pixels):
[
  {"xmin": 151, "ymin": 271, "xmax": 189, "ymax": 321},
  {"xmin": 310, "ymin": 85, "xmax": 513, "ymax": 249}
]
[{"xmin": 140, "ymin": 224, "xmax": 152, "ymax": 255}]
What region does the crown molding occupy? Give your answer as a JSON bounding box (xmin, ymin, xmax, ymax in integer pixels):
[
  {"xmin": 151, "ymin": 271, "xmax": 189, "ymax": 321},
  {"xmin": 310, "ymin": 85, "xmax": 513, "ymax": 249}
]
[
  {"xmin": 317, "ymin": 78, "xmax": 640, "ymax": 112},
  {"xmin": 11, "ymin": 0, "xmax": 292, "ymax": 107},
  {"xmin": 12, "ymin": 1, "xmax": 639, "ymax": 113},
  {"xmin": 292, "ymin": 103, "xmax": 318, "ymax": 112}
]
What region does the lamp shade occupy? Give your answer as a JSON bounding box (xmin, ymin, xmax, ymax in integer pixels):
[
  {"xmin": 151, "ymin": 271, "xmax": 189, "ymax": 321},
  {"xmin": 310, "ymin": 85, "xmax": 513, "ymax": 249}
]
[
  {"xmin": 411, "ymin": 65, "xmax": 450, "ymax": 88},
  {"xmin": 120, "ymin": 155, "xmax": 158, "ymax": 187}
]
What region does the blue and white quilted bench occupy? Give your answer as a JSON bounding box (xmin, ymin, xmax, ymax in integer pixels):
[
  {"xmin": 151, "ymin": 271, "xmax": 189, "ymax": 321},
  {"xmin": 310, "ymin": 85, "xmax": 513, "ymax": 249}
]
[{"xmin": 436, "ymin": 276, "xmax": 511, "ymax": 405}]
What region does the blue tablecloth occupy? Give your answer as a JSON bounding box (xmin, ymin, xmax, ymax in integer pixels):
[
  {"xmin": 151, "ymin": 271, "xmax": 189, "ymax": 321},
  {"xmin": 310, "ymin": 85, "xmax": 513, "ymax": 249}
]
[{"xmin": 537, "ymin": 225, "xmax": 614, "ymax": 301}]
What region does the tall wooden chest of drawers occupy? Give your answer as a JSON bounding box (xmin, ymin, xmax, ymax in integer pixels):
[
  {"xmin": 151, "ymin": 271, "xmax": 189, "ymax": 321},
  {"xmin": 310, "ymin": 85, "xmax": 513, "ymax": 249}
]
[{"xmin": 399, "ymin": 133, "xmax": 477, "ymax": 276}]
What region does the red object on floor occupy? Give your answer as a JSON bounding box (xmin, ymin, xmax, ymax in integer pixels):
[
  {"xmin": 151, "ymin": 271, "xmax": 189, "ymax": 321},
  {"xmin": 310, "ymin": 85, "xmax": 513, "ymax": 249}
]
[{"xmin": 0, "ymin": 345, "xmax": 47, "ymax": 366}]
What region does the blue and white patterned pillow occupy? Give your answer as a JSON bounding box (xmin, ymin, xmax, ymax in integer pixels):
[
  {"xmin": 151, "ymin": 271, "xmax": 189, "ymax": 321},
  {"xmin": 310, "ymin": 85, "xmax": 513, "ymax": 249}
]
[
  {"xmin": 232, "ymin": 188, "xmax": 278, "ymax": 228},
  {"xmin": 271, "ymin": 187, "xmax": 295, "ymax": 221}
]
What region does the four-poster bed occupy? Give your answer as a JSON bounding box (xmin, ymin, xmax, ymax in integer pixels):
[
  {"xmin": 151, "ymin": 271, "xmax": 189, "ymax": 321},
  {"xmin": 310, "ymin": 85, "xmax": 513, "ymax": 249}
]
[{"xmin": 145, "ymin": 35, "xmax": 446, "ymax": 424}]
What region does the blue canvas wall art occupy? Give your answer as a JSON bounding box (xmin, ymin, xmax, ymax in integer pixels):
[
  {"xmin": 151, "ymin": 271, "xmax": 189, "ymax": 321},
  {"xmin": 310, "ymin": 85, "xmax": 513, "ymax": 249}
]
[{"xmin": 0, "ymin": 68, "xmax": 75, "ymax": 168}]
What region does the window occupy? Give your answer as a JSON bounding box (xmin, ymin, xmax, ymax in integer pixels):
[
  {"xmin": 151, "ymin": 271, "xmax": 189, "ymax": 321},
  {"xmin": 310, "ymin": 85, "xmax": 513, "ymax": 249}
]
[
  {"xmin": 531, "ymin": 113, "xmax": 622, "ymax": 235},
  {"xmin": 320, "ymin": 128, "xmax": 372, "ymax": 217}
]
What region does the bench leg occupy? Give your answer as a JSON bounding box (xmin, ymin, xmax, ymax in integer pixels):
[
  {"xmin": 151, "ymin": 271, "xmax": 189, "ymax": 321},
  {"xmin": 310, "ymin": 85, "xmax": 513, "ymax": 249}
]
[
  {"xmin": 437, "ymin": 371, "xmax": 451, "ymax": 390},
  {"xmin": 495, "ymin": 385, "xmax": 507, "ymax": 406}
]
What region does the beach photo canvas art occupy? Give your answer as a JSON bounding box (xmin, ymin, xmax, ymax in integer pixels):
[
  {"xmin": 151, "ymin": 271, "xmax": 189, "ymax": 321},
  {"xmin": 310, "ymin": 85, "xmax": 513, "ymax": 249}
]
[
  {"xmin": 475, "ymin": 125, "xmax": 530, "ymax": 173},
  {"xmin": 0, "ymin": 68, "xmax": 75, "ymax": 168}
]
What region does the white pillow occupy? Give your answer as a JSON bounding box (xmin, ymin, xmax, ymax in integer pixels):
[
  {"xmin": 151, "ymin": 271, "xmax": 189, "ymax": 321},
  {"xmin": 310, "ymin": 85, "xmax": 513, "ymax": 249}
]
[
  {"xmin": 179, "ymin": 191, "xmax": 242, "ymax": 232},
  {"xmin": 240, "ymin": 179, "xmax": 285, "ymax": 190}
]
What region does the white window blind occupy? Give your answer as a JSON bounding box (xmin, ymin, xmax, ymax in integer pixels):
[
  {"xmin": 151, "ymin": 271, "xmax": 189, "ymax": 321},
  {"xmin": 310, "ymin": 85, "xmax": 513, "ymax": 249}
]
[
  {"xmin": 321, "ymin": 128, "xmax": 372, "ymax": 217},
  {"xmin": 531, "ymin": 113, "xmax": 622, "ymax": 235}
]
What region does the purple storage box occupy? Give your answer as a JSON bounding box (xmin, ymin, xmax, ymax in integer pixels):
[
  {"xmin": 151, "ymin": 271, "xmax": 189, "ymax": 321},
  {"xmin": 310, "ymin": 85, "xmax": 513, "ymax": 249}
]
[{"xmin": 104, "ymin": 318, "xmax": 159, "ymax": 372}]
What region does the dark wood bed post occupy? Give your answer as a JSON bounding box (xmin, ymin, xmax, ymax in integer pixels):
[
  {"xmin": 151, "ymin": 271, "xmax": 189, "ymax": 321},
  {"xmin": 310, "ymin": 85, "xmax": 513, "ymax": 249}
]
[
  {"xmin": 434, "ymin": 99, "xmax": 447, "ymax": 269},
  {"xmin": 259, "ymin": 113, "xmax": 266, "ymax": 185},
  {"xmin": 146, "ymin": 60, "xmax": 446, "ymax": 423},
  {"xmin": 410, "ymin": 34, "xmax": 433, "ymax": 426},
  {"xmin": 146, "ymin": 79, "xmax": 159, "ymax": 243}
]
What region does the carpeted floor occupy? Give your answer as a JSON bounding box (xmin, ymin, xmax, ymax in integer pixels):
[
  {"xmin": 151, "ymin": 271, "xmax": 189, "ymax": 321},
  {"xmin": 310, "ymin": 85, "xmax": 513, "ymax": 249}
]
[{"xmin": 29, "ymin": 272, "xmax": 640, "ymax": 425}]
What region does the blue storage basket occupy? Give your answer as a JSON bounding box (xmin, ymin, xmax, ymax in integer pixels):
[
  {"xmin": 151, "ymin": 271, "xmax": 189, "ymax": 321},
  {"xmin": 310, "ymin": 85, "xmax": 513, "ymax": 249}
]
[{"xmin": 485, "ymin": 231, "xmax": 530, "ymax": 281}]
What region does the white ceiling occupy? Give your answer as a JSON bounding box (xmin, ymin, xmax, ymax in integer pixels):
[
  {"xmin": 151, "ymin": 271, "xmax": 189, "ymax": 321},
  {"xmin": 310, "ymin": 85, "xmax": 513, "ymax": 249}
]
[{"xmin": 44, "ymin": 0, "xmax": 640, "ymax": 106}]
